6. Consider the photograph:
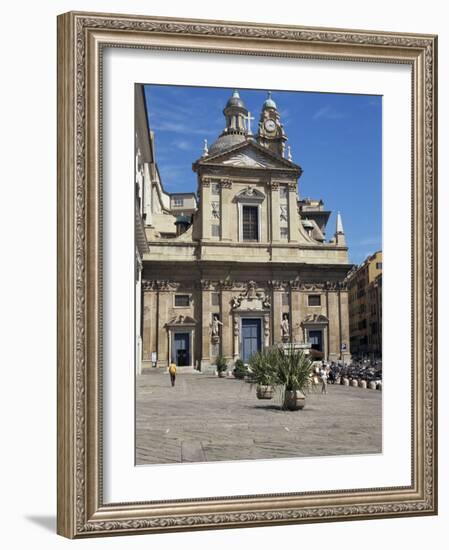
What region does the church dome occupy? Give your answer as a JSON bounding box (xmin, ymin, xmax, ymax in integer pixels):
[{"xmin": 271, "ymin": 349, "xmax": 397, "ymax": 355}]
[
  {"xmin": 263, "ymin": 91, "xmax": 277, "ymax": 110},
  {"xmin": 225, "ymin": 90, "xmax": 246, "ymax": 110},
  {"xmin": 208, "ymin": 133, "xmax": 247, "ymax": 156}
]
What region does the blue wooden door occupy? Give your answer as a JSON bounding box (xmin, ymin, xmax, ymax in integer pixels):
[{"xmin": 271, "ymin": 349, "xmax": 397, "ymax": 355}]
[
  {"xmin": 174, "ymin": 333, "xmax": 190, "ymax": 366},
  {"xmin": 241, "ymin": 319, "xmax": 261, "ymax": 363},
  {"xmin": 308, "ymin": 330, "xmax": 323, "ymax": 352}
]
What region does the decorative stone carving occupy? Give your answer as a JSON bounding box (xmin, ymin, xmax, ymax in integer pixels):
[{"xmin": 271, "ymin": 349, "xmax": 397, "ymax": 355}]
[
  {"xmin": 263, "ymin": 315, "xmax": 270, "ymax": 338},
  {"xmin": 165, "ymin": 314, "xmax": 197, "ymax": 327},
  {"xmin": 233, "ymin": 319, "xmax": 239, "ymax": 337},
  {"xmin": 211, "ymin": 201, "xmax": 220, "ymax": 219},
  {"xmin": 280, "ymin": 205, "xmax": 288, "ymax": 222},
  {"xmin": 201, "ymin": 177, "xmax": 211, "ymax": 187},
  {"xmin": 271, "ymin": 181, "xmax": 280, "ymax": 190},
  {"xmin": 268, "ymin": 280, "xmax": 288, "ymax": 291},
  {"xmin": 142, "ymin": 280, "xmax": 158, "ymax": 291},
  {"xmin": 235, "ymin": 186, "xmax": 265, "ymax": 202},
  {"xmin": 299, "ymin": 282, "xmax": 326, "ymax": 291},
  {"xmin": 231, "ymin": 281, "xmax": 271, "ymax": 311},
  {"xmin": 324, "ymin": 280, "xmax": 348, "ymax": 291},
  {"xmin": 219, "ymin": 279, "xmax": 234, "ymax": 291},
  {"xmin": 198, "ymin": 279, "xmax": 216, "ymax": 291},
  {"xmin": 219, "ymin": 178, "xmax": 232, "ymax": 188},
  {"xmin": 156, "ymin": 280, "xmax": 179, "ymax": 292},
  {"xmin": 302, "ymin": 313, "xmax": 329, "ymax": 325},
  {"xmin": 289, "ymin": 279, "xmax": 301, "ymax": 291}
]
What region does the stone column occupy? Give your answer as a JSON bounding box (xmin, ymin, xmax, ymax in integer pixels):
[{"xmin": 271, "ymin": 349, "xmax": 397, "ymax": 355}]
[
  {"xmin": 200, "ymin": 177, "xmax": 211, "ymax": 241},
  {"xmin": 263, "ymin": 314, "xmax": 270, "ymax": 348},
  {"xmin": 200, "ymin": 281, "xmax": 212, "ymax": 371},
  {"xmin": 271, "ymin": 282, "xmax": 283, "ymax": 345},
  {"xmin": 220, "ymin": 285, "xmax": 233, "ymax": 364},
  {"xmin": 142, "ymin": 284, "xmax": 157, "ymax": 364},
  {"xmin": 156, "ymin": 286, "xmax": 171, "ymax": 368},
  {"xmin": 270, "ymin": 183, "xmax": 280, "ymax": 242},
  {"xmin": 327, "ymin": 290, "xmax": 340, "ymax": 361},
  {"xmin": 287, "ymin": 182, "xmax": 299, "ymax": 243},
  {"xmin": 233, "ymin": 315, "xmax": 240, "ymax": 360},
  {"xmin": 339, "ymin": 288, "xmax": 351, "ymax": 362},
  {"xmin": 220, "ymin": 179, "xmax": 233, "ymax": 242},
  {"xmin": 290, "ymin": 282, "xmax": 303, "ymax": 343}
]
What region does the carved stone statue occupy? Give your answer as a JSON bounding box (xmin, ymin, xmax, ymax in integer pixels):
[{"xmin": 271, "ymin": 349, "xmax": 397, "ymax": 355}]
[
  {"xmin": 281, "ymin": 314, "xmax": 290, "ymax": 339},
  {"xmin": 211, "ymin": 314, "xmax": 223, "ymax": 337},
  {"xmin": 231, "ymin": 296, "xmax": 241, "ymax": 309}
]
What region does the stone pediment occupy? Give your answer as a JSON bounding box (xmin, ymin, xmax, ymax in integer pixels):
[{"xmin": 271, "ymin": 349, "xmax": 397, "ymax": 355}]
[
  {"xmin": 197, "ymin": 141, "xmax": 301, "ymax": 172},
  {"xmin": 231, "ymin": 281, "xmax": 271, "ymax": 312},
  {"xmin": 303, "ymin": 314, "xmax": 329, "ymax": 325},
  {"xmin": 166, "ymin": 315, "xmax": 197, "ymax": 328}
]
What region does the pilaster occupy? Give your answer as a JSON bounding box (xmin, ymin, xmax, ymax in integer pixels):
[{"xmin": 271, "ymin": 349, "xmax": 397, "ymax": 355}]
[
  {"xmin": 270, "ymin": 182, "xmax": 280, "ymax": 242},
  {"xmin": 288, "ymin": 183, "xmax": 299, "ymax": 243},
  {"xmin": 200, "ymin": 281, "xmax": 212, "ymax": 370},
  {"xmin": 200, "ymin": 177, "xmax": 211, "ymax": 241},
  {"xmin": 220, "ymin": 179, "xmax": 233, "ymax": 241},
  {"xmin": 220, "ymin": 286, "xmax": 233, "ymax": 362}
]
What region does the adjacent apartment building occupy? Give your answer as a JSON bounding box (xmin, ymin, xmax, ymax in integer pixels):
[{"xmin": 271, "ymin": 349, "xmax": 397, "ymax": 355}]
[{"xmin": 347, "ymin": 251, "xmax": 382, "ymax": 359}]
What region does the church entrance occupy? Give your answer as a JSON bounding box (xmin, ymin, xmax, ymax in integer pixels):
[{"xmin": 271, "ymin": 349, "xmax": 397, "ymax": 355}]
[
  {"xmin": 173, "ymin": 332, "xmax": 190, "ymax": 366},
  {"xmin": 241, "ymin": 318, "xmax": 262, "ymax": 364}
]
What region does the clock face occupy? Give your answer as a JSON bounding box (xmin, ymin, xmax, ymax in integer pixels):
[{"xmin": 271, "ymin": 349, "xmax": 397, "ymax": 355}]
[{"xmin": 264, "ymin": 119, "xmax": 276, "ymax": 132}]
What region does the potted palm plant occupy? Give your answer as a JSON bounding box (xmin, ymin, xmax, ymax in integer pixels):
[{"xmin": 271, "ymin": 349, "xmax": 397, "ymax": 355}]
[
  {"xmin": 275, "ymin": 347, "xmax": 314, "ymax": 410},
  {"xmin": 215, "ymin": 355, "xmax": 228, "ymax": 378},
  {"xmin": 247, "ymin": 348, "xmax": 278, "ymax": 399}
]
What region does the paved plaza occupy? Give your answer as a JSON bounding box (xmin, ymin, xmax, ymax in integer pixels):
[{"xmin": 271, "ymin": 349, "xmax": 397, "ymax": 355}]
[{"xmin": 136, "ymin": 370, "xmax": 382, "ymax": 465}]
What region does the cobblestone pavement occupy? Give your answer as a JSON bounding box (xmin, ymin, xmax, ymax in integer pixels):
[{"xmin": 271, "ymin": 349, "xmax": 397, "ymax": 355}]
[{"xmin": 136, "ymin": 370, "xmax": 382, "ymax": 465}]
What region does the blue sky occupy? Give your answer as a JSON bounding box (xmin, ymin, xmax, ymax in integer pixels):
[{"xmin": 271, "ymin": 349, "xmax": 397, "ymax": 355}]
[{"xmin": 143, "ymin": 84, "xmax": 382, "ymax": 265}]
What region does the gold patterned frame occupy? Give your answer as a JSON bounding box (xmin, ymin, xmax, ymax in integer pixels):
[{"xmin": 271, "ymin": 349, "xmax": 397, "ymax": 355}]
[{"xmin": 57, "ymin": 11, "xmax": 438, "ymax": 538}]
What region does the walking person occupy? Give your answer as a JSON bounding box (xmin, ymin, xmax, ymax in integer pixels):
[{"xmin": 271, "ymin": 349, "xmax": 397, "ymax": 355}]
[
  {"xmin": 320, "ymin": 368, "xmax": 328, "ymax": 395},
  {"xmin": 168, "ymin": 362, "xmax": 177, "ymax": 387}
]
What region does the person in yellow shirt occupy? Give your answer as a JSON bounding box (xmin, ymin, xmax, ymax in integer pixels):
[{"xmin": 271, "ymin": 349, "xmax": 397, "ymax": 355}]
[{"xmin": 168, "ymin": 362, "xmax": 177, "ymax": 387}]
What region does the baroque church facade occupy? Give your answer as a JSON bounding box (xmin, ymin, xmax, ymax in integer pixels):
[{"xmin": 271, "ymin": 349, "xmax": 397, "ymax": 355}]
[{"xmin": 135, "ymin": 85, "xmax": 352, "ymax": 372}]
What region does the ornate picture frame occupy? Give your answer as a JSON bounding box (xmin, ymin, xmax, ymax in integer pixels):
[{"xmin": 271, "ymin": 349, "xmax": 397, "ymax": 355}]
[{"xmin": 57, "ymin": 11, "xmax": 437, "ymax": 538}]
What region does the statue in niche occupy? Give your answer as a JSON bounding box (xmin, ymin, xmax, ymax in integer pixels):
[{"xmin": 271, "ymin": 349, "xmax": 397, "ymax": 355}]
[
  {"xmin": 211, "ymin": 314, "xmax": 223, "ymax": 337},
  {"xmin": 281, "ymin": 313, "xmax": 290, "ymax": 340}
]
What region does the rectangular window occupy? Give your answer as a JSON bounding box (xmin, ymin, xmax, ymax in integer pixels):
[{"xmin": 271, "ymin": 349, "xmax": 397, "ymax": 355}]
[
  {"xmin": 211, "ymin": 182, "xmax": 220, "ymax": 195},
  {"xmin": 211, "ymin": 292, "xmax": 220, "ymax": 306},
  {"xmin": 280, "ymin": 186, "xmax": 288, "ymax": 199},
  {"xmin": 173, "ymin": 197, "xmax": 184, "ymax": 207},
  {"xmin": 376, "ymin": 262, "xmax": 382, "ymax": 269},
  {"xmin": 174, "ymin": 294, "xmax": 190, "ymax": 307},
  {"xmin": 211, "ymin": 224, "xmax": 220, "ymax": 238},
  {"xmin": 282, "ymin": 293, "xmax": 289, "ymax": 306},
  {"xmin": 242, "ymin": 205, "xmax": 259, "ymax": 241},
  {"xmin": 280, "ymin": 227, "xmax": 289, "ymax": 240},
  {"xmin": 308, "ymin": 294, "xmax": 321, "ymax": 307}
]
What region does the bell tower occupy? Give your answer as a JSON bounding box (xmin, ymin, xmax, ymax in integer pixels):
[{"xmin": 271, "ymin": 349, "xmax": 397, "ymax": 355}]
[
  {"xmin": 222, "ymin": 90, "xmax": 248, "ymax": 136},
  {"xmin": 257, "ymin": 92, "xmax": 287, "ymax": 158}
]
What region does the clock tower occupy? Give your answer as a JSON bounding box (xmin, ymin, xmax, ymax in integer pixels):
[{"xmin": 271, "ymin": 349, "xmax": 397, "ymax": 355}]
[{"xmin": 257, "ymin": 91, "xmax": 287, "ymax": 158}]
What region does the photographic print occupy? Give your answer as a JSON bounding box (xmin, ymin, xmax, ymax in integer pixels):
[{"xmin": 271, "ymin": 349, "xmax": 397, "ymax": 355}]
[
  {"xmin": 135, "ymin": 84, "xmax": 382, "ymax": 465},
  {"xmin": 57, "ymin": 12, "xmax": 436, "ymax": 537}
]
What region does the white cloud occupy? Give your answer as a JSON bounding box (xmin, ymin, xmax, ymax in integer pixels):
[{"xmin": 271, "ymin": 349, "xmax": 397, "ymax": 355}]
[{"xmin": 312, "ymin": 105, "xmax": 346, "ymax": 120}]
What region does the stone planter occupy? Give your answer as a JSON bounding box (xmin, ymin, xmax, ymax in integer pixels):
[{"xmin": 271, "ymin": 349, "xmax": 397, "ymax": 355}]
[
  {"xmin": 351, "ymin": 379, "xmax": 358, "ymax": 387},
  {"xmin": 283, "ymin": 390, "xmax": 306, "ymax": 410},
  {"xmin": 342, "ymin": 378, "xmax": 350, "ymax": 386},
  {"xmin": 359, "ymin": 380, "xmax": 367, "ymax": 389},
  {"xmin": 256, "ymin": 385, "xmax": 274, "ymax": 400},
  {"xmin": 368, "ymin": 381, "xmax": 377, "ymax": 390}
]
